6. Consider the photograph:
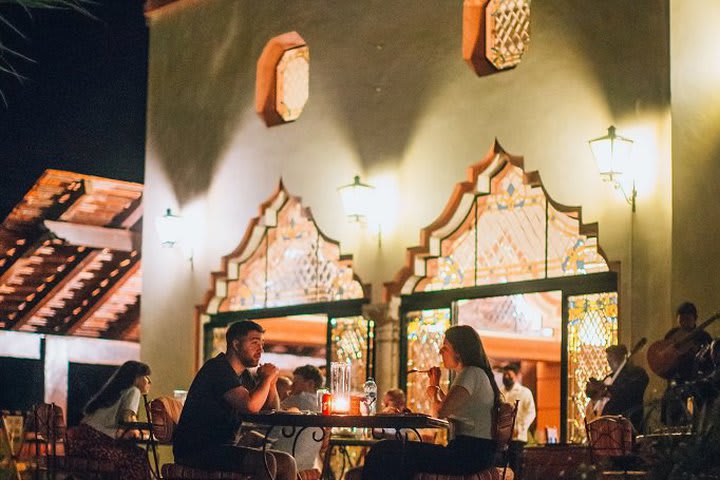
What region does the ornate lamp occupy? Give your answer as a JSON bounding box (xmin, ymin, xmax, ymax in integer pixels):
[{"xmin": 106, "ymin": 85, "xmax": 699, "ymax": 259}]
[
  {"xmin": 589, "ymin": 126, "xmax": 637, "ymax": 212},
  {"xmin": 337, "ymin": 176, "xmax": 374, "ymax": 223},
  {"xmin": 155, "ymin": 208, "xmax": 182, "ymax": 247}
]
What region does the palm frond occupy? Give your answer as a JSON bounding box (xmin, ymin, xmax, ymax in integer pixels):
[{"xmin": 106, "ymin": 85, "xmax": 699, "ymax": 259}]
[
  {"xmin": 0, "ymin": 13, "xmax": 27, "ymax": 39},
  {"xmin": 0, "ymin": 0, "xmax": 97, "ymax": 105}
]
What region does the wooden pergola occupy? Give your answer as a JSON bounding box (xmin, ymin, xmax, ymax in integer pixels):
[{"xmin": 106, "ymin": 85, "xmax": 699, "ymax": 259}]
[{"xmin": 0, "ymin": 170, "xmax": 143, "ymax": 341}]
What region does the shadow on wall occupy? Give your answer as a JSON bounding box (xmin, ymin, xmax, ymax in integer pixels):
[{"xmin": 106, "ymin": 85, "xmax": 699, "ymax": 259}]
[
  {"xmin": 147, "ymin": 0, "xmax": 464, "ymax": 200},
  {"xmin": 543, "ymin": 0, "xmax": 670, "ymax": 117},
  {"xmin": 147, "ymin": 1, "xmax": 257, "ymax": 205},
  {"xmin": 146, "ymin": 0, "xmax": 670, "ymax": 203}
]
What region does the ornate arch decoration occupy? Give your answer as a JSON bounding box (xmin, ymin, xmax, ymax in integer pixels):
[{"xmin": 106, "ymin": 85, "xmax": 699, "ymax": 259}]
[
  {"xmin": 200, "ymin": 182, "xmax": 368, "ymax": 318},
  {"xmin": 195, "ymin": 182, "xmax": 372, "ymax": 379},
  {"xmin": 385, "ymin": 140, "xmax": 612, "ymax": 300}
]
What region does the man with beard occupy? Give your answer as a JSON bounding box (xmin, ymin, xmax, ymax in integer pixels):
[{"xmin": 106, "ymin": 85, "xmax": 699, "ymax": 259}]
[
  {"xmin": 500, "ymin": 363, "xmax": 536, "ymax": 478},
  {"xmin": 173, "ymin": 321, "xmax": 297, "ymax": 480}
]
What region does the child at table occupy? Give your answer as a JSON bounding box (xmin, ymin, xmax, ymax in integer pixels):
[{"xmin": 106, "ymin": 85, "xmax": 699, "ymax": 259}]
[{"xmin": 380, "ymin": 388, "xmax": 412, "ymax": 414}]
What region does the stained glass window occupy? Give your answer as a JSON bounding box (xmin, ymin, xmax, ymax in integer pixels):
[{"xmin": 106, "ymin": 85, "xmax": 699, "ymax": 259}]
[
  {"xmin": 546, "ymin": 205, "xmax": 608, "ymax": 277},
  {"xmin": 406, "ymin": 309, "xmax": 451, "ymax": 413},
  {"xmin": 417, "ymin": 202, "xmax": 477, "ymax": 292},
  {"xmin": 567, "ymin": 292, "xmax": 618, "ymax": 442},
  {"xmin": 413, "ymin": 162, "xmax": 608, "ymax": 293},
  {"xmin": 331, "ymin": 316, "xmax": 372, "ymax": 391},
  {"xmin": 218, "ymin": 195, "xmax": 364, "ymax": 311},
  {"xmin": 211, "ymin": 326, "xmax": 227, "ymax": 359}
]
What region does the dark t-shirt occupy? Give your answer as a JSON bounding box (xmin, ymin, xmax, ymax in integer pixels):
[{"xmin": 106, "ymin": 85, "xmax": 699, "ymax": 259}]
[{"xmin": 173, "ymin": 353, "xmax": 246, "ymax": 461}]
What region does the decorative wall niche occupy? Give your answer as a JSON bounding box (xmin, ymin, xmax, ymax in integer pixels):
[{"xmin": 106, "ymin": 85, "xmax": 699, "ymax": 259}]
[
  {"xmin": 463, "ymin": 0, "xmax": 531, "ymax": 77},
  {"xmin": 256, "ymin": 32, "xmax": 309, "ymax": 127}
]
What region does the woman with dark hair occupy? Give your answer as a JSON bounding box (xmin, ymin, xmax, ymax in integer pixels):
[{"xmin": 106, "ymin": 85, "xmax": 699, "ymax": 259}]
[
  {"xmin": 359, "ymin": 325, "xmax": 499, "ymax": 480},
  {"xmin": 67, "ymin": 360, "xmax": 152, "ymax": 480}
]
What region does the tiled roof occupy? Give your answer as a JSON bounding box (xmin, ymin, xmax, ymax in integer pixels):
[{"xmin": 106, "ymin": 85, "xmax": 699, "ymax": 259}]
[{"xmin": 0, "ymin": 170, "xmax": 143, "ymax": 341}]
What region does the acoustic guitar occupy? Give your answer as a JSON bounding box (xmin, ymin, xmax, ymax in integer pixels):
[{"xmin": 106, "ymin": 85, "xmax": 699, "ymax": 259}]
[
  {"xmin": 584, "ymin": 337, "xmax": 647, "ymax": 422},
  {"xmin": 646, "ymin": 312, "xmax": 720, "ymax": 380}
]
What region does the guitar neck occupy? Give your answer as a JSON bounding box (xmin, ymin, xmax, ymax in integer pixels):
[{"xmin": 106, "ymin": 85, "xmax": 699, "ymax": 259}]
[
  {"xmin": 607, "ymin": 338, "xmax": 647, "ymax": 385},
  {"xmin": 675, "ymin": 312, "xmax": 720, "ymax": 346}
]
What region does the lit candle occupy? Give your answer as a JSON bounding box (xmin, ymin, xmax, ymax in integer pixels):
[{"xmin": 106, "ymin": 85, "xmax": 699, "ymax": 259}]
[{"xmin": 333, "ymin": 396, "xmax": 350, "ymax": 413}]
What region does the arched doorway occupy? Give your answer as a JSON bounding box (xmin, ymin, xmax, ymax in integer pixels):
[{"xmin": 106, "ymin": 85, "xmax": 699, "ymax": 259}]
[{"xmin": 386, "ymin": 142, "xmax": 619, "ymax": 443}]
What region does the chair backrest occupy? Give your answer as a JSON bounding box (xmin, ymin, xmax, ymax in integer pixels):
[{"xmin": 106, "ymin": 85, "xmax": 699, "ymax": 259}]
[
  {"xmin": 585, "ymin": 415, "xmax": 634, "ymax": 459},
  {"xmin": 28, "ymin": 403, "xmax": 66, "ymax": 441},
  {"xmin": 492, "ymin": 400, "xmax": 519, "ymax": 449},
  {"xmin": 150, "ymin": 396, "xmax": 183, "ymax": 444},
  {"xmin": 1, "ymin": 410, "xmax": 26, "ymax": 457}
]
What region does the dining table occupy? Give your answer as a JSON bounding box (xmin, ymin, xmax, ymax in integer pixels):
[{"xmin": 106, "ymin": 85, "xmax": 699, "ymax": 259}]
[{"xmin": 241, "ymin": 411, "xmax": 450, "ymax": 479}]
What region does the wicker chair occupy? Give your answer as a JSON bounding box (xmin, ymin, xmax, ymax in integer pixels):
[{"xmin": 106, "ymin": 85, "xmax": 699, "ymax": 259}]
[{"xmin": 584, "ymin": 415, "xmax": 647, "ymax": 479}]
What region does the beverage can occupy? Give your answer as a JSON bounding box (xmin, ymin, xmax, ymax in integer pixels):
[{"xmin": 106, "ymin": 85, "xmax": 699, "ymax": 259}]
[{"xmin": 322, "ymin": 392, "xmax": 333, "ymax": 415}]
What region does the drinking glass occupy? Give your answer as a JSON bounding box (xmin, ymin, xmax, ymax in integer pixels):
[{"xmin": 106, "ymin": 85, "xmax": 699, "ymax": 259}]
[{"xmin": 330, "ymin": 362, "xmax": 351, "ymax": 413}]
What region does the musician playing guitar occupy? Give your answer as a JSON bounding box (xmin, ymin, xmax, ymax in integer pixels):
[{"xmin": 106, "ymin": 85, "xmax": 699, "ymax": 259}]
[
  {"xmin": 658, "ymin": 302, "xmax": 713, "ymax": 425},
  {"xmin": 586, "ymin": 342, "xmax": 649, "ymax": 432},
  {"xmin": 602, "ymin": 344, "xmax": 649, "ymax": 432}
]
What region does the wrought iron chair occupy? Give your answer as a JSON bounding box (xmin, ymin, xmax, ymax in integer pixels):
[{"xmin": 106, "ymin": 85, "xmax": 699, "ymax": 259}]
[
  {"xmin": 584, "ymin": 415, "xmax": 648, "ymax": 479},
  {"xmin": 24, "ymin": 402, "xmax": 64, "ymax": 479},
  {"xmin": 27, "ymin": 402, "xmax": 118, "ymax": 480}
]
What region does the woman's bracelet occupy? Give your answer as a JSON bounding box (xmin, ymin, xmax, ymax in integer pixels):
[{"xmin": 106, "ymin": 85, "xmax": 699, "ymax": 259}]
[{"xmin": 427, "ymin": 385, "xmax": 441, "ymax": 395}]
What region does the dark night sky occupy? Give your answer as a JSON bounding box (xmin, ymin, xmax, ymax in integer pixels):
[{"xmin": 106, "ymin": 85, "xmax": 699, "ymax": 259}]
[{"xmin": 0, "ymin": 0, "xmax": 147, "ymax": 219}]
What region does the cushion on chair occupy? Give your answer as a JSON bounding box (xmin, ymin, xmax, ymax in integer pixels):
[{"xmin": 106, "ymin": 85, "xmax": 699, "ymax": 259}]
[
  {"xmin": 298, "ymin": 468, "xmax": 321, "ymax": 480},
  {"xmin": 413, "ymin": 466, "xmax": 514, "ymax": 480},
  {"xmin": 493, "ymin": 402, "xmax": 517, "ymax": 446},
  {"xmin": 150, "ymin": 396, "xmax": 183, "ymax": 444},
  {"xmin": 162, "ymin": 463, "xmax": 254, "ymax": 479}
]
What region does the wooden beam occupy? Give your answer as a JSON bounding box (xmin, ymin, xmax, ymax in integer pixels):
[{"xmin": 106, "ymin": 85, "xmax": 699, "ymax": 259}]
[
  {"xmin": 64, "ymin": 259, "xmax": 141, "ymax": 335},
  {"xmin": 103, "ymin": 300, "xmax": 140, "ymax": 340},
  {"xmin": 0, "ymin": 236, "xmax": 48, "ymax": 284},
  {"xmin": 43, "ymin": 220, "xmax": 141, "ymax": 252},
  {"xmin": 115, "ymin": 199, "xmax": 143, "ymax": 229},
  {"xmin": 10, "ymin": 251, "xmax": 102, "ymax": 330},
  {"xmin": 7, "ymin": 248, "xmax": 93, "ymax": 330}
]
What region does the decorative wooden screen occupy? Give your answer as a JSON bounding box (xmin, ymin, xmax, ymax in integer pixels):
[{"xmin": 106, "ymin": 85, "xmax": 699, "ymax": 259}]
[
  {"xmin": 463, "ymin": 0, "xmax": 531, "ymax": 77},
  {"xmin": 567, "ymin": 292, "xmax": 618, "ymax": 442},
  {"xmin": 456, "ymin": 291, "xmax": 561, "ymax": 340},
  {"xmin": 387, "ymin": 141, "xmax": 609, "ymax": 297},
  {"xmin": 203, "ymin": 183, "xmax": 365, "ymax": 315}
]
